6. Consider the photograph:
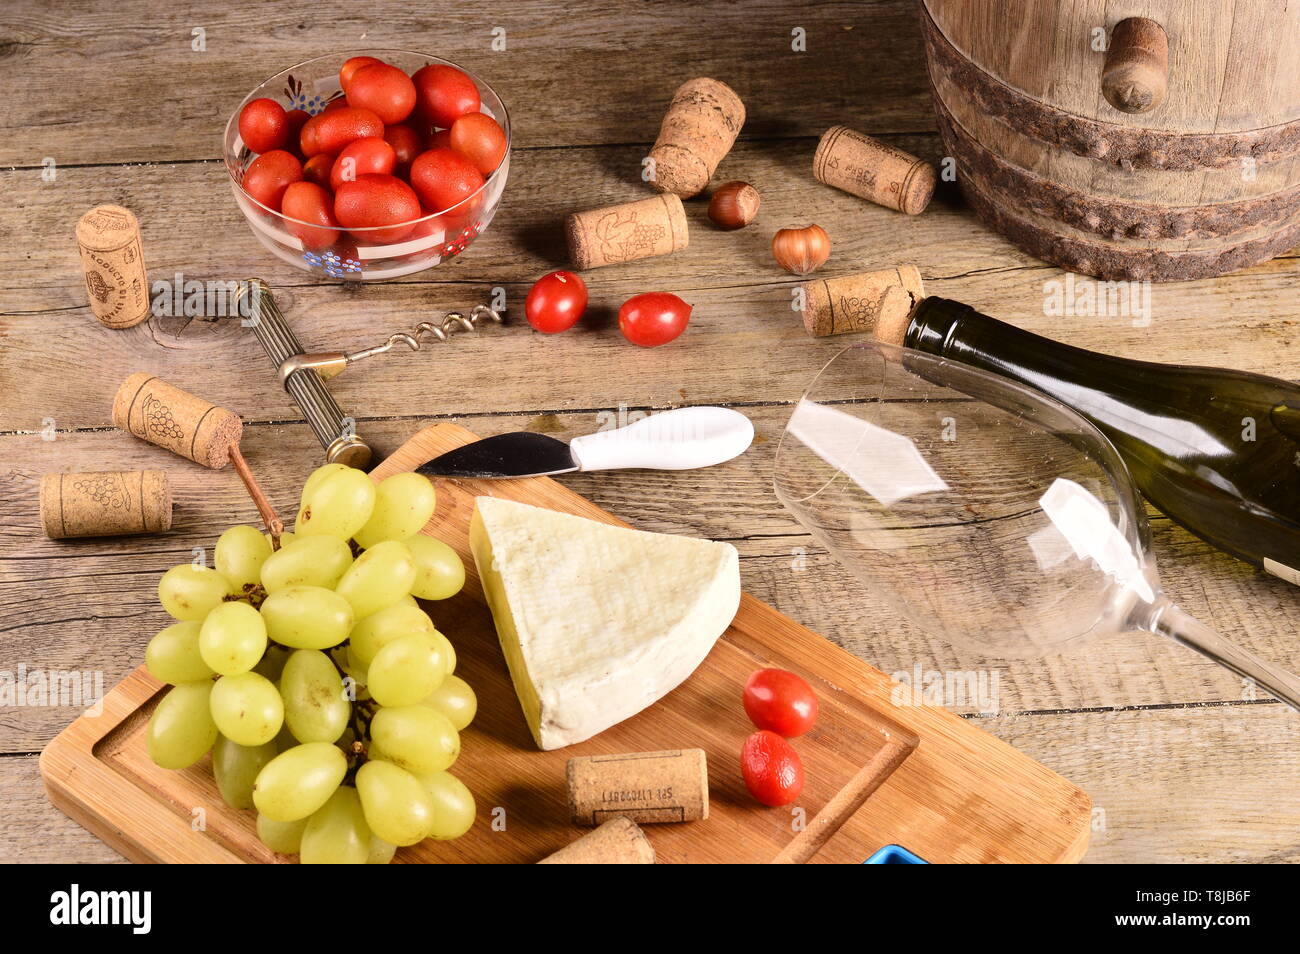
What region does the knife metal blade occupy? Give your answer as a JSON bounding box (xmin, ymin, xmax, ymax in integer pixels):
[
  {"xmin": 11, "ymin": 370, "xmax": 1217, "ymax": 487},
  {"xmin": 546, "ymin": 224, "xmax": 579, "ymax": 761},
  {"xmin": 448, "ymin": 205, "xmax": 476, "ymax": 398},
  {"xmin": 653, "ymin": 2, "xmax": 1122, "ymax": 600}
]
[{"xmin": 416, "ymin": 432, "xmax": 579, "ymax": 479}]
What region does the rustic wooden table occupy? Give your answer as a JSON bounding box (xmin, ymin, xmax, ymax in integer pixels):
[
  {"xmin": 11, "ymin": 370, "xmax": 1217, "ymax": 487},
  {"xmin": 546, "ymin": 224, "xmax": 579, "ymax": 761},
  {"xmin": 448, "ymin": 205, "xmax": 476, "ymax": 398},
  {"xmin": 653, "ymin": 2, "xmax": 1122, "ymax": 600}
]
[{"xmin": 1, "ymin": 0, "xmax": 1296, "ymax": 864}]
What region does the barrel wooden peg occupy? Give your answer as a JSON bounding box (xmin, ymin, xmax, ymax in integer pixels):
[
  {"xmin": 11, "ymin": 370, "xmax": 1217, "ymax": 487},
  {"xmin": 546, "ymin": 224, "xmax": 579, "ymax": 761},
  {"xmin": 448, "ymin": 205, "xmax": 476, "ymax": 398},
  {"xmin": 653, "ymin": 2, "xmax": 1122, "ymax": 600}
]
[{"xmin": 1102, "ymin": 17, "xmax": 1169, "ymax": 114}]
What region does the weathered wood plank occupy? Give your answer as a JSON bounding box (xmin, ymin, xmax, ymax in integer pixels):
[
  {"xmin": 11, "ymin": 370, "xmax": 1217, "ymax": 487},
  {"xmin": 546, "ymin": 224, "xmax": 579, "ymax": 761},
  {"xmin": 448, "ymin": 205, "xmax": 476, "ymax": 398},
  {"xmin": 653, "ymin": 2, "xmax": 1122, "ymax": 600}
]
[
  {"xmin": 2, "ymin": 138, "xmax": 1297, "ymax": 435},
  {"xmin": 0, "ymin": 0, "xmax": 933, "ymax": 167},
  {"xmin": 993, "ymin": 703, "xmax": 1300, "ymax": 864},
  {"xmin": 3, "ymin": 412, "xmax": 1297, "ymax": 752}
]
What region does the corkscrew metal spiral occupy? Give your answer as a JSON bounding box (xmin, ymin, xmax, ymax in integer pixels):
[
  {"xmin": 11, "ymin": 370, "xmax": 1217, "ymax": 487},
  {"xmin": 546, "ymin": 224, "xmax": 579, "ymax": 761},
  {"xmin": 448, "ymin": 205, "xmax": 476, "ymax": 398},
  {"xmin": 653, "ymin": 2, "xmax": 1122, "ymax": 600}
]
[
  {"xmin": 238, "ymin": 278, "xmax": 503, "ymax": 469},
  {"xmin": 283, "ymin": 305, "xmax": 504, "ymax": 385}
]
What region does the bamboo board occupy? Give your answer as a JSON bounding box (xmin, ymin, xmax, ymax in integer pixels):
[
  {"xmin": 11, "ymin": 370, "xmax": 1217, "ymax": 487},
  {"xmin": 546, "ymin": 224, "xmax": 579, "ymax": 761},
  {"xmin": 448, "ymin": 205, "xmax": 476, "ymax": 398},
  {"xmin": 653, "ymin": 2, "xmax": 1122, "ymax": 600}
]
[{"xmin": 41, "ymin": 423, "xmax": 1091, "ymax": 863}]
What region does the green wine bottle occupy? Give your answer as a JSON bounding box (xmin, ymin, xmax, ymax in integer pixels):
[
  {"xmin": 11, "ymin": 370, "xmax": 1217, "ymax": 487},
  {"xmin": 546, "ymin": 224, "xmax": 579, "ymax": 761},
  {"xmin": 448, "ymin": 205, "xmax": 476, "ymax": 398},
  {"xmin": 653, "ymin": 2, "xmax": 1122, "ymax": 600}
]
[{"xmin": 892, "ymin": 297, "xmax": 1300, "ymax": 585}]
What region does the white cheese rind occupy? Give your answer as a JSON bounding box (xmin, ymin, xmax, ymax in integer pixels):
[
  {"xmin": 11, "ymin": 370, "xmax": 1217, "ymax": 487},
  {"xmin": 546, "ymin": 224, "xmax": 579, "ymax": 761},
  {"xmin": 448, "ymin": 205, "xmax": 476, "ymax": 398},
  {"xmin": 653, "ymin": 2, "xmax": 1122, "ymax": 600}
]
[{"xmin": 469, "ymin": 496, "xmax": 741, "ymax": 750}]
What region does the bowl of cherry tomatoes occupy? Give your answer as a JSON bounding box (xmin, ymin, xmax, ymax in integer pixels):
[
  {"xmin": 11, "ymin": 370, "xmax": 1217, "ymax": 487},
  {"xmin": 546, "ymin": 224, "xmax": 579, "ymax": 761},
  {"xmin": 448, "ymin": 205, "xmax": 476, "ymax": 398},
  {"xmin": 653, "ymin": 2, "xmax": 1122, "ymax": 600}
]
[{"xmin": 223, "ymin": 50, "xmax": 510, "ymax": 280}]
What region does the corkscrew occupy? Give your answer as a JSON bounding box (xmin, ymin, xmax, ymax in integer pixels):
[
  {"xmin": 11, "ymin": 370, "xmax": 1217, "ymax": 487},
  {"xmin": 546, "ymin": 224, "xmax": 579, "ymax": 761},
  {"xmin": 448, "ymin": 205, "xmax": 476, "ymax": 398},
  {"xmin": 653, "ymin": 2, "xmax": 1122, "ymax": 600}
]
[{"xmin": 237, "ymin": 279, "xmax": 503, "ymax": 469}]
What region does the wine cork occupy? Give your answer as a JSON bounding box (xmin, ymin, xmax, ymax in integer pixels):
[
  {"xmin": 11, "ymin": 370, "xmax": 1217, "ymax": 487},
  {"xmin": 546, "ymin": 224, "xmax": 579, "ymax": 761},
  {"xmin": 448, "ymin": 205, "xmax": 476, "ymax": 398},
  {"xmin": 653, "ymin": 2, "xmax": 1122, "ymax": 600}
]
[
  {"xmin": 647, "ymin": 77, "xmax": 746, "ymax": 198},
  {"xmin": 567, "ymin": 748, "xmax": 708, "ymax": 825},
  {"xmin": 800, "ymin": 265, "xmax": 925, "ymax": 338},
  {"xmin": 537, "ymin": 818, "xmax": 655, "ymax": 865},
  {"xmin": 75, "ymin": 205, "xmax": 151, "ymax": 329},
  {"xmin": 1102, "ymin": 17, "xmax": 1169, "ymax": 113},
  {"xmin": 813, "ymin": 126, "xmax": 936, "ymax": 215},
  {"xmin": 40, "ymin": 470, "xmax": 172, "ymax": 539},
  {"xmin": 565, "ymin": 194, "xmax": 689, "ymax": 270},
  {"xmin": 112, "ymin": 372, "xmax": 243, "ymax": 469}
]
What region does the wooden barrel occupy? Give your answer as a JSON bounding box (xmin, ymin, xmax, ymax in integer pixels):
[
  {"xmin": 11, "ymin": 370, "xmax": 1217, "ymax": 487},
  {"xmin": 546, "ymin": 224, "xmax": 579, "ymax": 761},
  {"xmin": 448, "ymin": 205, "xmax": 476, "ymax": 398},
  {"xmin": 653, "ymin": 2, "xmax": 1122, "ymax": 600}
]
[{"xmin": 920, "ymin": 0, "xmax": 1300, "ymax": 281}]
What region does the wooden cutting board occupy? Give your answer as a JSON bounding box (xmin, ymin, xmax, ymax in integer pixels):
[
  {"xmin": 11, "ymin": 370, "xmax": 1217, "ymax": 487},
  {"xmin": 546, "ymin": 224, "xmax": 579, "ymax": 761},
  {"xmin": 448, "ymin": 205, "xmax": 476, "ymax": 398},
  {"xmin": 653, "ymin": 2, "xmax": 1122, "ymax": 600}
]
[{"xmin": 41, "ymin": 423, "xmax": 1091, "ymax": 864}]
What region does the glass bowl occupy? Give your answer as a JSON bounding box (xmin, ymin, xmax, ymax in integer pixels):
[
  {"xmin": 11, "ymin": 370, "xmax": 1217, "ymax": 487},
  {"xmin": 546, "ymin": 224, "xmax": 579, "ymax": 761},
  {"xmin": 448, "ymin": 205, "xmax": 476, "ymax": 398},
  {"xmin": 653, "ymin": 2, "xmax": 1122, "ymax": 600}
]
[{"xmin": 222, "ymin": 50, "xmax": 510, "ymax": 280}]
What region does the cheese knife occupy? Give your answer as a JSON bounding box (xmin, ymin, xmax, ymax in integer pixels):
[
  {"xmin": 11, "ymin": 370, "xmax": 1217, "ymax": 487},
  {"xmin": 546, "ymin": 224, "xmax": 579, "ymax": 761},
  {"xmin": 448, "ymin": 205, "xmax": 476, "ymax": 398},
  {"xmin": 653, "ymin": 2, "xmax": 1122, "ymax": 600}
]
[{"xmin": 417, "ymin": 406, "xmax": 754, "ymax": 479}]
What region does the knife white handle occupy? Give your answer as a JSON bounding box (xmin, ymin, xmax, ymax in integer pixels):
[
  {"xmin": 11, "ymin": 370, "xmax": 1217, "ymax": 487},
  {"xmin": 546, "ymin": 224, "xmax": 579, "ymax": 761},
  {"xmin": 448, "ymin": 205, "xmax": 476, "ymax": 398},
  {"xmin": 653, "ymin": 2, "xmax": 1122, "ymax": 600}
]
[{"xmin": 569, "ymin": 406, "xmax": 754, "ymax": 472}]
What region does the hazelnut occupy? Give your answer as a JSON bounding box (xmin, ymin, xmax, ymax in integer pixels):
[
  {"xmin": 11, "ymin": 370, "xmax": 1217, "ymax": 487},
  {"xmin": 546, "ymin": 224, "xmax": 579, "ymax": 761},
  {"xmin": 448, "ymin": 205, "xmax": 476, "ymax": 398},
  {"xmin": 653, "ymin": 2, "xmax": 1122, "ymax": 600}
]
[
  {"xmin": 771, "ymin": 224, "xmax": 831, "ymax": 276},
  {"xmin": 708, "ymin": 181, "xmax": 761, "ymax": 230}
]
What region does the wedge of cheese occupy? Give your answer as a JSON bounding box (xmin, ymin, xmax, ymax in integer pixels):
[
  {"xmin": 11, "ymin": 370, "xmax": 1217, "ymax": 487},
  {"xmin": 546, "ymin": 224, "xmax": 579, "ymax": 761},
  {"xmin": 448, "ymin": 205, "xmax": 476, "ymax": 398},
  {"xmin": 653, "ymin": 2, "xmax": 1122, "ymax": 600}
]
[{"xmin": 469, "ymin": 496, "xmax": 741, "ymax": 750}]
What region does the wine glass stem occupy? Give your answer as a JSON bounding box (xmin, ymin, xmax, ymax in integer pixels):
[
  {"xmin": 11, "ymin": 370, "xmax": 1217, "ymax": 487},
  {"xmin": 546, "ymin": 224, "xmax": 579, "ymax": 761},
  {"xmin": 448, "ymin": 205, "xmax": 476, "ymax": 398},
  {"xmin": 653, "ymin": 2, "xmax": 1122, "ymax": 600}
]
[{"xmin": 1147, "ymin": 598, "xmax": 1300, "ymax": 712}]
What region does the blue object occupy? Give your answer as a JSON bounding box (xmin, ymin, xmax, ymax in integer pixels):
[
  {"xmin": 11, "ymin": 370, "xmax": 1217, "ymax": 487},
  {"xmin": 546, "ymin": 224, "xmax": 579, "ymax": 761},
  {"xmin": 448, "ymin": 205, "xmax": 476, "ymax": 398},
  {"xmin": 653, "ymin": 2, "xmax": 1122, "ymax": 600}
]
[{"xmin": 863, "ymin": 844, "xmax": 928, "ymax": 864}]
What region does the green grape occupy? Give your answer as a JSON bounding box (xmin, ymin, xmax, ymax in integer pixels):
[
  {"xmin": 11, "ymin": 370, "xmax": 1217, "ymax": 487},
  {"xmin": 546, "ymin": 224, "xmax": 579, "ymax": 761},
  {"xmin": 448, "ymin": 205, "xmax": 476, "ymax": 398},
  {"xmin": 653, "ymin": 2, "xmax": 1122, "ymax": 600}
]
[
  {"xmin": 260, "ymin": 586, "xmax": 354, "ymax": 649},
  {"xmin": 342, "ymin": 647, "xmax": 368, "ymax": 685},
  {"xmin": 296, "ymin": 467, "xmax": 376, "ymax": 540},
  {"xmin": 349, "ymin": 604, "xmax": 435, "ymax": 667},
  {"xmin": 214, "ymin": 525, "xmax": 272, "ymax": 592},
  {"xmin": 421, "ymin": 674, "xmax": 477, "ymax": 731},
  {"xmin": 355, "ymin": 759, "xmax": 435, "ymax": 846},
  {"xmin": 396, "ymin": 594, "xmax": 418, "ymax": 608},
  {"xmin": 334, "ymin": 540, "xmax": 416, "ymax": 619},
  {"xmin": 253, "ymin": 643, "xmax": 291, "ymax": 682},
  {"xmin": 199, "ymin": 601, "xmax": 267, "ymax": 675},
  {"xmin": 406, "ymin": 536, "xmax": 466, "ymax": 600},
  {"xmin": 271, "ymin": 529, "xmax": 295, "ymax": 549},
  {"xmin": 430, "ymin": 629, "xmax": 457, "ymax": 674},
  {"xmin": 158, "ymin": 564, "xmax": 236, "ymax": 621},
  {"xmin": 210, "ymin": 672, "xmax": 283, "ymax": 746},
  {"xmin": 366, "ymin": 835, "xmax": 397, "ymax": 864},
  {"xmin": 145, "ymin": 621, "xmax": 213, "ymax": 684},
  {"xmin": 301, "ymin": 786, "xmax": 371, "ymax": 864},
  {"xmin": 260, "ymin": 536, "xmax": 353, "ymax": 594},
  {"xmin": 256, "ymin": 813, "xmax": 309, "ymax": 854},
  {"xmin": 367, "ymin": 633, "xmax": 448, "ymax": 707},
  {"xmin": 146, "ymin": 681, "xmax": 218, "ymax": 769},
  {"xmin": 353, "ymin": 473, "xmax": 437, "ymax": 549},
  {"xmin": 281, "ymin": 649, "xmax": 350, "ymax": 744},
  {"xmin": 252, "ymin": 742, "xmax": 347, "ymax": 822},
  {"xmin": 370, "ymin": 706, "xmax": 459, "ymax": 775},
  {"xmin": 212, "ymin": 735, "xmax": 278, "ymax": 810},
  {"xmin": 299, "ymin": 463, "xmax": 351, "ymax": 508},
  {"xmin": 417, "ymin": 771, "xmax": 476, "ymax": 840}
]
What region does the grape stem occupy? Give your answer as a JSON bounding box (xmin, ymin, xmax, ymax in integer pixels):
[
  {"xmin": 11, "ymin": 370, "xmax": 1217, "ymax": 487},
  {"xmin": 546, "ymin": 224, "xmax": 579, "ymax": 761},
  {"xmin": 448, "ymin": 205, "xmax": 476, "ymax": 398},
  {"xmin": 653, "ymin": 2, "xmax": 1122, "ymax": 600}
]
[{"xmin": 227, "ymin": 442, "xmax": 285, "ymax": 549}]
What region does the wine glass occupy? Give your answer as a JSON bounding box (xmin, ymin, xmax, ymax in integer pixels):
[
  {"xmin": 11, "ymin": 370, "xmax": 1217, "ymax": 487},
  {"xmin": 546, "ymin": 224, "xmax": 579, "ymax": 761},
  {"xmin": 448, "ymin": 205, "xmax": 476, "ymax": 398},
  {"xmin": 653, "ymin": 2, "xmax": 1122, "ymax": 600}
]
[{"xmin": 774, "ymin": 342, "xmax": 1300, "ymax": 710}]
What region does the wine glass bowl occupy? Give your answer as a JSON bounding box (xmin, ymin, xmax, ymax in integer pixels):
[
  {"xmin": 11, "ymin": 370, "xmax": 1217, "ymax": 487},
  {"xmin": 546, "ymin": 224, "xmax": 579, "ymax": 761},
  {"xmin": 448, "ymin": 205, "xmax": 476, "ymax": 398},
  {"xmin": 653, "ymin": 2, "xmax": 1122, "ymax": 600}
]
[{"xmin": 775, "ymin": 342, "xmax": 1151, "ymax": 657}]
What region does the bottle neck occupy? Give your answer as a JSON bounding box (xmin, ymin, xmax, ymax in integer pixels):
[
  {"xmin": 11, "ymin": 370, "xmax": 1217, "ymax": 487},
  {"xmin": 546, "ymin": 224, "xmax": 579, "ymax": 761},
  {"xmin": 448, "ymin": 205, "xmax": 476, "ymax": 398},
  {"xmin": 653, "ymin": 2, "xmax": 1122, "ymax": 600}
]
[{"xmin": 900, "ymin": 297, "xmax": 1132, "ymax": 423}]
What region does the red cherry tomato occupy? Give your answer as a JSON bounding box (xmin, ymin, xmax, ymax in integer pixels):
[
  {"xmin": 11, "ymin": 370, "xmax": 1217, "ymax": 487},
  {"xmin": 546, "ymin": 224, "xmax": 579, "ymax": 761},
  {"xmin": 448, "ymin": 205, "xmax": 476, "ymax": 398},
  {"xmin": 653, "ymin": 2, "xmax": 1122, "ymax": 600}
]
[
  {"xmin": 412, "ymin": 64, "xmax": 481, "ymax": 129},
  {"xmin": 241, "ymin": 149, "xmax": 303, "ymax": 211},
  {"xmin": 617, "ymin": 292, "xmax": 692, "ymax": 347},
  {"xmin": 525, "ymin": 271, "xmax": 588, "ymax": 334},
  {"xmin": 238, "ymin": 98, "xmax": 287, "ymax": 154},
  {"xmin": 333, "ymin": 173, "xmax": 421, "ymax": 244},
  {"xmin": 329, "ymin": 136, "xmax": 396, "ymax": 191},
  {"xmin": 302, "ymin": 153, "xmax": 333, "ymax": 188},
  {"xmin": 339, "ymin": 56, "xmax": 384, "ymax": 92},
  {"xmin": 408, "ymin": 147, "xmax": 485, "ymax": 213},
  {"xmin": 346, "ymin": 63, "xmax": 417, "ymax": 125},
  {"xmin": 741, "ymin": 730, "xmax": 805, "ymax": 807},
  {"xmin": 425, "ymin": 128, "xmax": 453, "ymax": 151},
  {"xmin": 282, "ymin": 109, "xmax": 311, "ymax": 156},
  {"xmin": 281, "ymin": 181, "xmax": 341, "ymax": 249},
  {"xmin": 448, "ymin": 112, "xmax": 507, "ymax": 176},
  {"xmin": 383, "ymin": 124, "xmax": 423, "ymax": 172},
  {"xmin": 300, "ymin": 106, "xmax": 384, "ymax": 157},
  {"xmin": 743, "ymin": 669, "xmax": 819, "ymax": 737}
]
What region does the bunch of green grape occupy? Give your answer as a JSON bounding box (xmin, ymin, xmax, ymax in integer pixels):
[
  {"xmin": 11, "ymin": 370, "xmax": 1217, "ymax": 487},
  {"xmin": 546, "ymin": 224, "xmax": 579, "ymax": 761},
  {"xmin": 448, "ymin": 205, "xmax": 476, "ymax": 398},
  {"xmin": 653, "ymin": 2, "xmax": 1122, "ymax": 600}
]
[{"xmin": 144, "ymin": 464, "xmax": 478, "ymax": 863}]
